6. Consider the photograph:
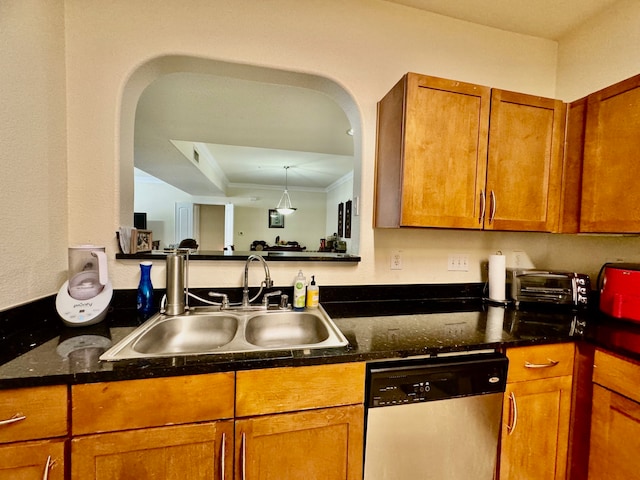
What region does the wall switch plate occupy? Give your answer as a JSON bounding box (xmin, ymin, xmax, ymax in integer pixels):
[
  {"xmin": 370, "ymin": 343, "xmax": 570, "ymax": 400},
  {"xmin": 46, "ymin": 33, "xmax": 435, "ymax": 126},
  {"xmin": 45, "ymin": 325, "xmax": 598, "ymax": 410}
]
[
  {"xmin": 391, "ymin": 250, "xmax": 402, "ymax": 270},
  {"xmin": 448, "ymin": 254, "xmax": 469, "ymax": 271}
]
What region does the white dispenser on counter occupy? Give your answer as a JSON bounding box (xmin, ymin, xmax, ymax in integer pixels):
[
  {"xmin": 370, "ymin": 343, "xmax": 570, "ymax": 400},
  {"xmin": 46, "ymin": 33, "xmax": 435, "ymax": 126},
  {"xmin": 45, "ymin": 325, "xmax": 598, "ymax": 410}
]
[{"xmin": 55, "ymin": 245, "xmax": 113, "ymax": 326}]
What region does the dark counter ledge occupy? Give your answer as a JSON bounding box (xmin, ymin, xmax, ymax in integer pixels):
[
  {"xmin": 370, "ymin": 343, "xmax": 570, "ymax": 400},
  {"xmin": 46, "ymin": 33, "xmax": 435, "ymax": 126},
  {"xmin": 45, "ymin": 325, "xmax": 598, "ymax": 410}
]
[
  {"xmin": 1, "ymin": 282, "xmax": 630, "ymax": 390},
  {"xmin": 116, "ymin": 250, "xmax": 361, "ymax": 262}
]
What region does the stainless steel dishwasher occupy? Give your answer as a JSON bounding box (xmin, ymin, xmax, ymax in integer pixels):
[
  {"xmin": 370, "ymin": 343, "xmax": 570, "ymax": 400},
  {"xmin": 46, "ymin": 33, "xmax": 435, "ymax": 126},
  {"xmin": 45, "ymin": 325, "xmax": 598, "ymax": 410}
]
[{"xmin": 363, "ymin": 351, "xmax": 508, "ymax": 480}]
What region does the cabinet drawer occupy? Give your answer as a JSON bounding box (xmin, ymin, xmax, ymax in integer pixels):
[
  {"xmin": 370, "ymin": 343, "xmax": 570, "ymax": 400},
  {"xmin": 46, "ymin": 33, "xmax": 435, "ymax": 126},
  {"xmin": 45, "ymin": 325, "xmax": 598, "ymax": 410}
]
[
  {"xmin": 72, "ymin": 372, "xmax": 234, "ymax": 435},
  {"xmin": 593, "ymin": 349, "xmax": 640, "ymax": 404},
  {"xmin": 506, "ymin": 343, "xmax": 575, "ymax": 382},
  {"xmin": 236, "ymin": 363, "xmax": 365, "ymax": 417},
  {"xmin": 0, "ymin": 385, "xmax": 68, "ymax": 443}
]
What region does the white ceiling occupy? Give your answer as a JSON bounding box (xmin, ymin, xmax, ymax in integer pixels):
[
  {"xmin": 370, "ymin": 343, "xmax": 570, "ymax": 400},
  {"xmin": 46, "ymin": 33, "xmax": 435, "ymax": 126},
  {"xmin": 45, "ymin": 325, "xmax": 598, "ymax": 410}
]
[
  {"xmin": 384, "ymin": 0, "xmax": 620, "ymax": 40},
  {"xmin": 135, "ymin": 72, "xmax": 354, "ymax": 195},
  {"xmin": 134, "ymin": 0, "xmax": 619, "ymax": 196}
]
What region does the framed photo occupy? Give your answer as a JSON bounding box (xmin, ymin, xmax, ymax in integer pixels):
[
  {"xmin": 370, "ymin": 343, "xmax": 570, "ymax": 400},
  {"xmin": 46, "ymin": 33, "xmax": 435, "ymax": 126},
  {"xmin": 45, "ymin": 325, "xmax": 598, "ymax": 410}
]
[
  {"xmin": 338, "ymin": 202, "xmax": 344, "ymax": 237},
  {"xmin": 268, "ymin": 209, "xmax": 285, "ymax": 228},
  {"xmin": 131, "ymin": 229, "xmax": 153, "ymax": 253}
]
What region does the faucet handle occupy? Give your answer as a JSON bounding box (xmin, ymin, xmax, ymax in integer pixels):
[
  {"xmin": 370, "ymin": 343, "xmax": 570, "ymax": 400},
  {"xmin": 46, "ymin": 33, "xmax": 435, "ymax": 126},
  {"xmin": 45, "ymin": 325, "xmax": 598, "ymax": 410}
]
[
  {"xmin": 208, "ymin": 292, "xmax": 230, "ymax": 309},
  {"xmin": 262, "ymin": 290, "xmax": 282, "ymax": 308}
]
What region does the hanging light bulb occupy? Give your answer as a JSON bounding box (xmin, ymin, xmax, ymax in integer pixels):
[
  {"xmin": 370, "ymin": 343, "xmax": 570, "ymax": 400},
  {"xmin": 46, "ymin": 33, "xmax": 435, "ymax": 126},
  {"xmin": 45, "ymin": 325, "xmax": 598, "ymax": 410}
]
[{"xmin": 276, "ymin": 166, "xmax": 296, "ymax": 215}]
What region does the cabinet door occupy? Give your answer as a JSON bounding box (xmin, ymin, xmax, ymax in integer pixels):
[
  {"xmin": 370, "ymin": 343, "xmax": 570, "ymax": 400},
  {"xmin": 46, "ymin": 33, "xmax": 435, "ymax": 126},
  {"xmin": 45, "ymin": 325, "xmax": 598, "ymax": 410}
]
[
  {"xmin": 581, "ymin": 74, "xmax": 640, "ymax": 232},
  {"xmin": 0, "ymin": 439, "xmax": 65, "ymax": 480},
  {"xmin": 72, "ymin": 421, "xmax": 233, "ymax": 480},
  {"xmin": 486, "ymin": 90, "xmax": 565, "ymax": 232},
  {"xmin": 375, "ymin": 73, "xmax": 491, "ymax": 228},
  {"xmin": 500, "ymin": 375, "xmax": 572, "ymax": 480},
  {"xmin": 588, "ymin": 384, "xmax": 640, "ymax": 479},
  {"xmin": 236, "ymin": 405, "xmax": 364, "ymax": 480}
]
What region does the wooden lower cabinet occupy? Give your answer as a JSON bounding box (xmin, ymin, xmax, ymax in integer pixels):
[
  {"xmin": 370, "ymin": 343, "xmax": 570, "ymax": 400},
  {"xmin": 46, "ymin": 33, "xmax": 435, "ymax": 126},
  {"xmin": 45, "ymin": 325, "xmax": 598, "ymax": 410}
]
[
  {"xmin": 588, "ymin": 385, "xmax": 640, "ymax": 479},
  {"xmin": 235, "ymin": 405, "xmax": 364, "ymax": 480},
  {"xmin": 588, "ymin": 349, "xmax": 640, "ymax": 479},
  {"xmin": 500, "ymin": 376, "xmax": 573, "ymax": 480},
  {"xmin": 500, "ymin": 344, "xmax": 574, "ymax": 480},
  {"xmin": 0, "ymin": 439, "xmax": 65, "ymax": 480},
  {"xmin": 72, "ymin": 421, "xmax": 233, "ymax": 479}
]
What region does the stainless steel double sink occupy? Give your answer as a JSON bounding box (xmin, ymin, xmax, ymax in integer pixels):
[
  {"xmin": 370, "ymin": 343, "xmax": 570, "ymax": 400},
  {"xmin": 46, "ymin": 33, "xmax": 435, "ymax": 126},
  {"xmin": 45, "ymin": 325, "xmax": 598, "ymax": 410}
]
[{"xmin": 100, "ymin": 306, "xmax": 348, "ymax": 361}]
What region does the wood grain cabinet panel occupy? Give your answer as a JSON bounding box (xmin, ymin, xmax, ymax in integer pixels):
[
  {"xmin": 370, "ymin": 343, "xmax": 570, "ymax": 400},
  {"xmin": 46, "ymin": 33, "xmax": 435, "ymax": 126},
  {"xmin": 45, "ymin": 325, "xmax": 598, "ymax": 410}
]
[
  {"xmin": 375, "ymin": 73, "xmax": 490, "ymax": 229},
  {"xmin": 236, "ymin": 362, "xmax": 365, "ymax": 417},
  {"xmin": 589, "ymin": 350, "xmax": 640, "ymax": 479},
  {"xmin": 0, "ymin": 439, "xmax": 65, "ymax": 480},
  {"xmin": 500, "ymin": 344, "xmax": 574, "ymax": 480},
  {"xmin": 486, "ymin": 90, "xmax": 565, "ymax": 232},
  {"xmin": 72, "ymin": 372, "xmax": 234, "ymax": 435},
  {"xmin": 581, "ymin": 74, "xmax": 640, "ymax": 233},
  {"xmin": 235, "ymin": 405, "xmax": 364, "ymax": 480},
  {"xmin": 72, "ymin": 421, "xmax": 233, "ymax": 480},
  {"xmin": 0, "ymin": 385, "xmax": 67, "ymax": 444},
  {"xmin": 375, "ymin": 73, "xmax": 565, "ymax": 232}
]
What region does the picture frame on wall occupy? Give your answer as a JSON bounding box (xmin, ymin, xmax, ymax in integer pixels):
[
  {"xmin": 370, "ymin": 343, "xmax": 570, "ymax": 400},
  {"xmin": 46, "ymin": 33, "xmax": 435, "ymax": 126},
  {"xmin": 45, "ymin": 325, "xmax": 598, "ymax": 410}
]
[
  {"xmin": 338, "ymin": 202, "xmax": 344, "ymax": 237},
  {"xmin": 268, "ymin": 209, "xmax": 285, "ymax": 228},
  {"xmin": 131, "ymin": 229, "xmax": 153, "ymax": 253}
]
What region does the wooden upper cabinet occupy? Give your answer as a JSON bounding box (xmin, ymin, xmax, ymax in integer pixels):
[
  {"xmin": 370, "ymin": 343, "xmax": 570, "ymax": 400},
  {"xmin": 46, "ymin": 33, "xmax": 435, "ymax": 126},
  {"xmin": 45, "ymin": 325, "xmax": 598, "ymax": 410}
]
[
  {"xmin": 375, "ymin": 73, "xmax": 490, "ymax": 229},
  {"xmin": 374, "ymin": 73, "xmax": 565, "ymax": 232},
  {"xmin": 486, "ymin": 90, "xmax": 566, "ymax": 232},
  {"xmin": 581, "ymin": 74, "xmax": 640, "ymax": 233},
  {"xmin": 558, "ymin": 96, "xmax": 587, "ymax": 233}
]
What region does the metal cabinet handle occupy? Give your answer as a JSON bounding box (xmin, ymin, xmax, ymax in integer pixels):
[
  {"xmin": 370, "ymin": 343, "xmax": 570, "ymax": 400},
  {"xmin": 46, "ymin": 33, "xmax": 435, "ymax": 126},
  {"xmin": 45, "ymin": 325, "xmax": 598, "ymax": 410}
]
[
  {"xmin": 241, "ymin": 431, "xmax": 247, "ymax": 480},
  {"xmin": 507, "ymin": 392, "xmax": 518, "ymax": 435},
  {"xmin": 220, "ymin": 432, "xmax": 226, "ymax": 480},
  {"xmin": 42, "ymin": 456, "xmax": 52, "ymax": 480},
  {"xmin": 479, "ymin": 190, "xmax": 486, "ymax": 224},
  {"xmin": 489, "ymin": 190, "xmax": 496, "ymax": 224},
  {"xmin": 0, "ymin": 413, "xmax": 26, "ymax": 426},
  {"xmin": 525, "ymin": 359, "xmax": 560, "ymax": 369}
]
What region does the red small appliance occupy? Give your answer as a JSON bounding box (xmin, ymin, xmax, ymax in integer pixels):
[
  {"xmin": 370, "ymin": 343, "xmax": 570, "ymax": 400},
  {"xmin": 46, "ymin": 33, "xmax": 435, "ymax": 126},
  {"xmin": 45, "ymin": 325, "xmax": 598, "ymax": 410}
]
[{"xmin": 600, "ymin": 263, "xmax": 640, "ymax": 322}]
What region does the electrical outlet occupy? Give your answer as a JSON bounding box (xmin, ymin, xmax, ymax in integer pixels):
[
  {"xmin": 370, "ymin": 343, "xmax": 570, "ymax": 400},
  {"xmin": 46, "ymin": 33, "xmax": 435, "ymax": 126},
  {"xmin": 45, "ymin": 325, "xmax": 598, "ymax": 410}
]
[
  {"xmin": 448, "ymin": 254, "xmax": 469, "ymax": 271},
  {"xmin": 391, "ymin": 250, "xmax": 403, "ymax": 270}
]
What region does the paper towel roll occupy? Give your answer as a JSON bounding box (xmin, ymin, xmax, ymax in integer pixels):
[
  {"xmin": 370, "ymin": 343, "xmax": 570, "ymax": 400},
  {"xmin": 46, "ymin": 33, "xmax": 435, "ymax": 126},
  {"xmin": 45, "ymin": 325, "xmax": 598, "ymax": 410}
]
[{"xmin": 488, "ymin": 254, "xmax": 506, "ymax": 301}]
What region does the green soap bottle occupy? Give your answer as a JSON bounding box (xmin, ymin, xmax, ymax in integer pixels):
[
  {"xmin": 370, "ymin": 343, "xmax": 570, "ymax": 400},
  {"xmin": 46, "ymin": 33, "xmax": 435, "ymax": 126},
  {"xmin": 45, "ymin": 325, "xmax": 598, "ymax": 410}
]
[{"xmin": 293, "ymin": 270, "xmax": 306, "ymax": 311}]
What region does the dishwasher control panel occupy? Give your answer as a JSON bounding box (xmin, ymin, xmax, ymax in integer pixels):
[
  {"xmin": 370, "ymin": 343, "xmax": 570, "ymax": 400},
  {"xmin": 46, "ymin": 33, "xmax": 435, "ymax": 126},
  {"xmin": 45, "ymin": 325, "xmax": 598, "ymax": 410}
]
[{"xmin": 366, "ymin": 352, "xmax": 508, "ymax": 408}]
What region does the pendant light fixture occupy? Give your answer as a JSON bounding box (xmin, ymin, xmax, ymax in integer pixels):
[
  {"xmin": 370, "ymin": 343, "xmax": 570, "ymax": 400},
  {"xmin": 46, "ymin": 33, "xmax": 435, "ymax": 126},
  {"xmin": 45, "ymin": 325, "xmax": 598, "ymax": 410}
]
[{"xmin": 276, "ymin": 166, "xmax": 296, "ymax": 215}]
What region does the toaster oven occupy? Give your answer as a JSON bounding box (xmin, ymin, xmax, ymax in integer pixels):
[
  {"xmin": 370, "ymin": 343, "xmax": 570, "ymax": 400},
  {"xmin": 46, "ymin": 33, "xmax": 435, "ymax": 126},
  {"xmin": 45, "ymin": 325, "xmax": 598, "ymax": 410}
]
[{"xmin": 511, "ymin": 269, "xmax": 590, "ymax": 309}]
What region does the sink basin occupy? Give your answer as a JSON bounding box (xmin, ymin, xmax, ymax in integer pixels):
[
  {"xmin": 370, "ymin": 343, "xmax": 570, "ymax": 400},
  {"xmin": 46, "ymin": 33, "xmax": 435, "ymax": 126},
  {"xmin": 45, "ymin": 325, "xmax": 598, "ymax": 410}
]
[
  {"xmin": 132, "ymin": 315, "xmax": 238, "ymax": 354},
  {"xmin": 245, "ymin": 312, "xmax": 330, "ymax": 348},
  {"xmin": 100, "ymin": 306, "xmax": 348, "ymax": 361}
]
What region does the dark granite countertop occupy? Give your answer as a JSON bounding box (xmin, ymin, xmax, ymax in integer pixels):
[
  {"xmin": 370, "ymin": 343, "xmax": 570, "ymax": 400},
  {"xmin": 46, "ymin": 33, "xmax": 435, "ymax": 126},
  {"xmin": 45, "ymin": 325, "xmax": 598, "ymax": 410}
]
[{"xmin": 0, "ymin": 283, "xmax": 589, "ymax": 389}]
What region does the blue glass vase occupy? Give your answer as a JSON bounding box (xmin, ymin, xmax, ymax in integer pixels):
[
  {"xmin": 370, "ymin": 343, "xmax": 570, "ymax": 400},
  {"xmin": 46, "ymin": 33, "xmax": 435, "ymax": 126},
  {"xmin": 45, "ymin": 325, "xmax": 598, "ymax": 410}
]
[{"xmin": 137, "ymin": 261, "xmax": 154, "ymax": 318}]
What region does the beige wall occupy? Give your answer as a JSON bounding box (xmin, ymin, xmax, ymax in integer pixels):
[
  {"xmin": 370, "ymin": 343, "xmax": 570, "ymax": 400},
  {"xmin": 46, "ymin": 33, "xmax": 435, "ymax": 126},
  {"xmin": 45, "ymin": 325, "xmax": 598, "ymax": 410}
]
[
  {"xmin": 3, "ymin": 0, "xmax": 640, "ymax": 310},
  {"xmin": 556, "ymin": 0, "xmax": 640, "ymax": 101},
  {"xmin": 0, "ymin": 0, "xmax": 68, "ymax": 309}
]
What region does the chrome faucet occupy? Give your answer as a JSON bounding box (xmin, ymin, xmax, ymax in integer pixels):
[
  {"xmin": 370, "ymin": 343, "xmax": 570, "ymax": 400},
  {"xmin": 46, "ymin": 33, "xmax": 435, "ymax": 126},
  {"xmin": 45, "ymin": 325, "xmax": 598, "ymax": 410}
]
[{"xmin": 242, "ymin": 254, "xmax": 273, "ymax": 308}]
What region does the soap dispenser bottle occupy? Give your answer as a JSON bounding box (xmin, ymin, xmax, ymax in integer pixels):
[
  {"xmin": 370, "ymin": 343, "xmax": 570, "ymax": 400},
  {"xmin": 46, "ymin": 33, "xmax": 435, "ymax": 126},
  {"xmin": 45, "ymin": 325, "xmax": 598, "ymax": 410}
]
[
  {"xmin": 293, "ymin": 270, "xmax": 306, "ymax": 311},
  {"xmin": 306, "ymin": 275, "xmax": 319, "ymax": 308}
]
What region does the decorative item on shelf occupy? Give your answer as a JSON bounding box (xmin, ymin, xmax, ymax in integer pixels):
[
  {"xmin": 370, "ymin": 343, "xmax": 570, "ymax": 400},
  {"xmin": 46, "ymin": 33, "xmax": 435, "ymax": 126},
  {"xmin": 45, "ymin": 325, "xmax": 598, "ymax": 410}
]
[
  {"xmin": 136, "ymin": 261, "xmax": 155, "ymax": 319},
  {"xmin": 131, "ymin": 229, "xmax": 153, "ymax": 253},
  {"xmin": 345, "ymin": 200, "xmax": 352, "ymax": 238},
  {"xmin": 275, "ymin": 165, "xmax": 296, "ymax": 215},
  {"xmin": 268, "ymin": 209, "xmax": 285, "ymax": 228}
]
